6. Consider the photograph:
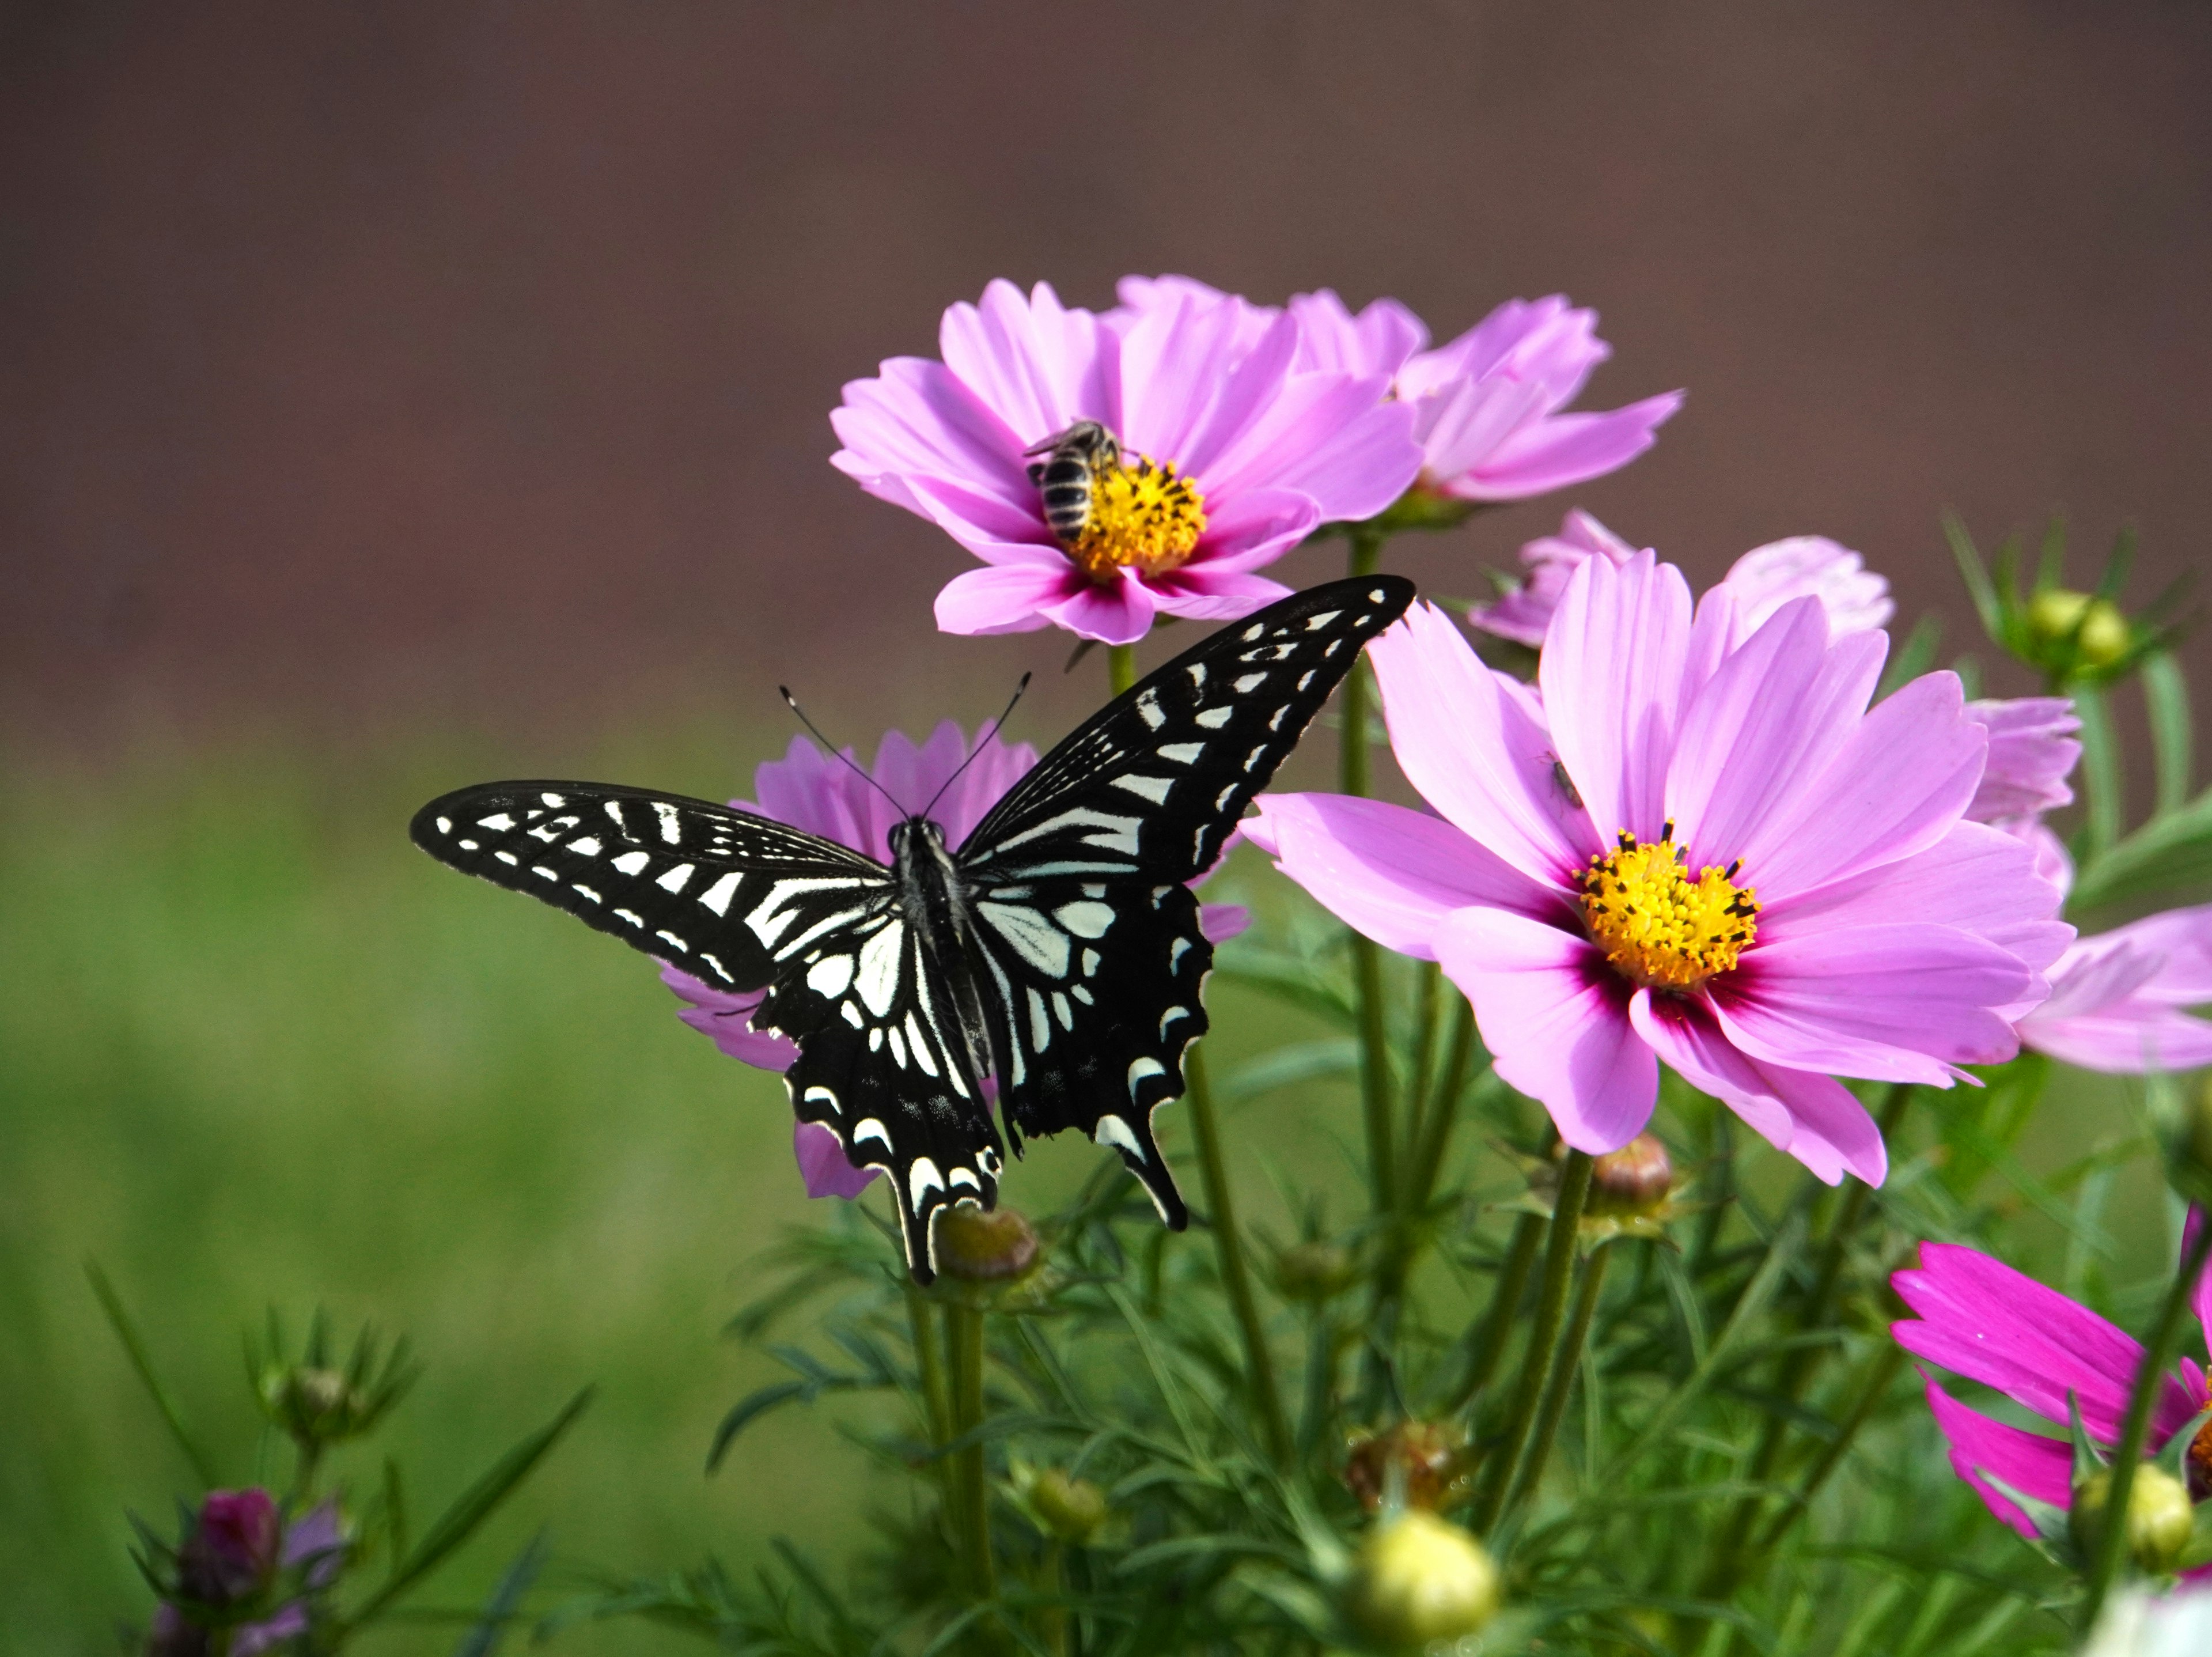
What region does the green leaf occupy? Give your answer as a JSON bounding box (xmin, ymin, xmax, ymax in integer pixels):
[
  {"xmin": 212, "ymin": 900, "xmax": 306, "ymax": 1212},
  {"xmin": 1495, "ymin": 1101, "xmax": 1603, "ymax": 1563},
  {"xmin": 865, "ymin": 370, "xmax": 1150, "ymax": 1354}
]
[
  {"xmin": 85, "ymin": 1259, "xmax": 218, "ymax": 1488},
  {"xmin": 1215, "ymin": 1038, "xmax": 1358, "ymax": 1106},
  {"xmin": 449, "ymin": 1530, "xmax": 548, "ymax": 1657},
  {"xmin": 344, "ymin": 1387, "xmax": 592, "ymax": 1630},
  {"xmin": 1877, "ymin": 614, "xmax": 1944, "ymax": 699},
  {"xmin": 707, "ymin": 1382, "xmax": 813, "ymax": 1470},
  {"xmin": 1944, "ymin": 517, "xmax": 2003, "ymax": 638},
  {"xmin": 2068, "ymin": 784, "xmax": 2212, "ymax": 910},
  {"xmin": 2073, "ymin": 684, "xmax": 2125, "ymax": 858}
]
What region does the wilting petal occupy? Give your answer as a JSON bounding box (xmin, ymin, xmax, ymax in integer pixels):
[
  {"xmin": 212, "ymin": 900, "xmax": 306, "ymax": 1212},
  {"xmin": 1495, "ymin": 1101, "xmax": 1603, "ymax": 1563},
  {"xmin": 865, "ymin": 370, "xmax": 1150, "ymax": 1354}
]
[
  {"xmin": 1434, "ymin": 907, "xmax": 1657, "ymax": 1152},
  {"xmin": 797, "ymin": 1121, "xmax": 880, "ymax": 1198}
]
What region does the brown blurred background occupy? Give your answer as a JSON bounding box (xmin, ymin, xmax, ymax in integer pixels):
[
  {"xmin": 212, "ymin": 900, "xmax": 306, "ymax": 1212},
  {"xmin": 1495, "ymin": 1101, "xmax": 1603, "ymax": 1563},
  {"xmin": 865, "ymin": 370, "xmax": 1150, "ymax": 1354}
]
[{"xmin": 4, "ymin": 0, "xmax": 2207, "ymax": 751}]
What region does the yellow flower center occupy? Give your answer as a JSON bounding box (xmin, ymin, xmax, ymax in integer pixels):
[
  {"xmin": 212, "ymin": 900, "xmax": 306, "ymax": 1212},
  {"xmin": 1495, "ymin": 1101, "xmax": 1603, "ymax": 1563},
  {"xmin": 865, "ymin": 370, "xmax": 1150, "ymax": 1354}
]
[
  {"xmin": 1063, "ymin": 455, "xmax": 1208, "ymax": 582},
  {"xmin": 1577, "ymin": 823, "xmax": 1759, "ymax": 992}
]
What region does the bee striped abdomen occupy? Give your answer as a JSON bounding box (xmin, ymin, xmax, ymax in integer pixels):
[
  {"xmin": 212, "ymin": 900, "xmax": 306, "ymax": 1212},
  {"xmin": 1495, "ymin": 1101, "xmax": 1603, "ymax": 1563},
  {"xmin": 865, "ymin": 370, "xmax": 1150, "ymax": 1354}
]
[{"xmin": 1039, "ymin": 455, "xmax": 1095, "ymax": 540}]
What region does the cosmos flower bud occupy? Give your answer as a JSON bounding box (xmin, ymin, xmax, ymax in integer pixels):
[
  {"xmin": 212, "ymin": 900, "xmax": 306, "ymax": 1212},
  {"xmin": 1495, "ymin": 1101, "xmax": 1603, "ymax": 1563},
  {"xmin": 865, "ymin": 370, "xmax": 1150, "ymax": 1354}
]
[
  {"xmin": 1027, "ymin": 1467, "xmax": 1108, "ymax": 1543},
  {"xmin": 261, "ymin": 1364, "xmax": 370, "ymax": 1443},
  {"xmin": 1346, "ymin": 1510, "xmax": 1502, "ymax": 1650},
  {"xmin": 934, "ymin": 1205, "xmax": 1041, "ymax": 1283},
  {"xmin": 1584, "ymin": 1134, "xmax": 1675, "ymax": 1217},
  {"xmin": 2070, "ymin": 1464, "xmax": 2195, "ymax": 1575},
  {"xmin": 1342, "ymin": 1421, "xmax": 1464, "ymax": 1513},
  {"xmin": 177, "ymin": 1488, "xmax": 281, "ymax": 1603},
  {"xmin": 2029, "ymin": 589, "xmax": 2131, "ymax": 667},
  {"xmin": 1274, "ymin": 1240, "xmax": 1359, "ymax": 1303}
]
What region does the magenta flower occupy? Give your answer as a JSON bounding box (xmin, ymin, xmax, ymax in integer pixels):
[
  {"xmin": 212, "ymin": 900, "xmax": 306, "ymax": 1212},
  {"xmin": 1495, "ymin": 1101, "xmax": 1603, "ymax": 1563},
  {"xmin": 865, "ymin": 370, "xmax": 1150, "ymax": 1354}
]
[
  {"xmin": 1248, "ymin": 551, "xmax": 2071, "ymax": 1184},
  {"xmin": 1963, "ymin": 697, "xmax": 2082, "ymax": 824},
  {"xmin": 1117, "ymin": 278, "xmax": 1681, "ymax": 506},
  {"xmin": 830, "ymin": 279, "xmax": 1420, "ymax": 645},
  {"xmin": 664, "ymin": 720, "xmax": 1251, "ymax": 1197},
  {"xmin": 1892, "ymin": 1228, "xmax": 2212, "ymax": 1544},
  {"xmin": 1468, "ymin": 513, "xmax": 1892, "ymax": 650},
  {"xmin": 151, "ymin": 1493, "xmax": 342, "ymax": 1656}
]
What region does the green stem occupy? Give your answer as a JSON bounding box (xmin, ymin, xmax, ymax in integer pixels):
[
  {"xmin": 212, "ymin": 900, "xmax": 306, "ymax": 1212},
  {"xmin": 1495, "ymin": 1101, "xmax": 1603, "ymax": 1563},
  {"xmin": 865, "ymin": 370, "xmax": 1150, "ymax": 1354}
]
[
  {"xmin": 1107, "ymin": 643, "xmax": 1137, "ymax": 698},
  {"xmin": 1443, "ymin": 1212, "xmax": 1543, "ymax": 1413},
  {"xmin": 1503, "ymin": 1240, "xmax": 1612, "ymax": 1514},
  {"xmin": 1400, "ymin": 961, "xmax": 1442, "ymax": 1167},
  {"xmin": 2082, "ymin": 1215, "xmax": 2212, "ymax": 1626},
  {"xmin": 946, "ymin": 1303, "xmax": 996, "ymax": 1601},
  {"xmin": 1405, "ymin": 997, "xmax": 1475, "ymax": 1217},
  {"xmin": 1184, "ymin": 1045, "xmax": 1293, "ymax": 1465},
  {"xmin": 1469, "ymin": 1151, "xmax": 1594, "ymax": 1534}
]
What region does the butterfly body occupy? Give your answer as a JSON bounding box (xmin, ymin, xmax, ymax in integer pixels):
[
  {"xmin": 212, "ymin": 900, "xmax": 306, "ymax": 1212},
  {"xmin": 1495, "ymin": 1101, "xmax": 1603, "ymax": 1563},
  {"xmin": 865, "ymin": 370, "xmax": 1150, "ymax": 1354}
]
[{"xmin": 412, "ymin": 576, "xmax": 1416, "ymax": 1280}]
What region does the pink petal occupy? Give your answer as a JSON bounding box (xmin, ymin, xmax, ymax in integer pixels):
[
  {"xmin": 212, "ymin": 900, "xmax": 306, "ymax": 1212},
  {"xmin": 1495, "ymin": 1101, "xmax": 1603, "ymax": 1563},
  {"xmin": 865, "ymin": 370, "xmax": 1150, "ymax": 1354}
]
[
  {"xmin": 663, "ymin": 967, "xmax": 797, "ymax": 1071},
  {"xmin": 934, "ymin": 562, "xmax": 1083, "ymax": 637},
  {"xmin": 830, "ymin": 357, "xmax": 1031, "ymax": 514},
  {"xmin": 1964, "ymin": 697, "xmax": 2082, "ymax": 823},
  {"xmin": 1413, "ymin": 372, "xmax": 1555, "ymax": 484},
  {"xmin": 1369, "ymin": 602, "xmax": 1594, "ymax": 887},
  {"xmin": 1147, "ymin": 566, "xmax": 1297, "ymax": 623},
  {"xmin": 796, "ymin": 1121, "xmax": 881, "ymax": 1198},
  {"xmin": 1911, "ymin": 1367, "xmax": 2073, "ymax": 1538},
  {"xmin": 1762, "ymin": 821, "xmax": 2072, "ymax": 982},
  {"xmin": 1450, "ymin": 392, "xmax": 1684, "ymax": 501},
  {"xmin": 1666, "ymin": 600, "xmax": 1886, "ymax": 875},
  {"xmin": 1040, "ymin": 572, "xmax": 1159, "ymax": 645},
  {"xmin": 1174, "ymin": 485, "xmax": 1321, "ymax": 576},
  {"xmin": 2019, "ymin": 1004, "xmax": 2212, "ymax": 1075},
  {"xmin": 1197, "ymin": 369, "xmax": 1421, "ymax": 523},
  {"xmin": 2085, "ymin": 903, "xmax": 2212, "ymax": 1005},
  {"xmin": 1735, "ymin": 669, "xmax": 1986, "ymax": 901},
  {"xmin": 1719, "ymin": 536, "xmax": 1895, "ymax": 639},
  {"xmin": 1247, "ymin": 792, "xmax": 1559, "ymax": 959},
  {"xmin": 1892, "ymin": 1242, "xmax": 2201, "ymax": 1446},
  {"xmin": 935, "ymin": 279, "xmax": 1108, "ymax": 446},
  {"xmin": 1714, "ymin": 924, "xmax": 2031, "ymax": 1082},
  {"xmin": 1629, "ymin": 990, "xmax": 1886, "ymax": 1184},
  {"xmin": 2192, "ymin": 1207, "xmax": 2212, "ymax": 1357},
  {"xmin": 1433, "ymin": 907, "xmax": 1657, "ymax": 1152},
  {"xmin": 1198, "ymin": 902, "xmax": 1251, "ymax": 943},
  {"xmin": 1540, "ymin": 548, "xmax": 1694, "ymax": 844},
  {"xmin": 1287, "ymin": 289, "xmax": 1427, "ymax": 378},
  {"xmin": 1122, "ymin": 296, "xmax": 1294, "ymax": 473}
]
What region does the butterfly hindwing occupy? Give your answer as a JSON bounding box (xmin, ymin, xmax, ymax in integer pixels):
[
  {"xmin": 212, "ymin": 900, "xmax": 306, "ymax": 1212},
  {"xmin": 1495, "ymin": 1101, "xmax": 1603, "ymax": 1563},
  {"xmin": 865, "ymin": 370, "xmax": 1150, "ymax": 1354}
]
[{"xmin": 963, "ymin": 872, "xmax": 1209, "ymax": 1228}]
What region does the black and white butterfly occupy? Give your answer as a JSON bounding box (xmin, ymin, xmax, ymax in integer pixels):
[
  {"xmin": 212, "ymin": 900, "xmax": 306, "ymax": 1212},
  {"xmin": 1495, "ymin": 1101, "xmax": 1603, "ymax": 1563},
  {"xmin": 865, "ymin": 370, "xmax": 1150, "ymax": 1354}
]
[{"xmin": 410, "ymin": 576, "xmax": 1415, "ymax": 1280}]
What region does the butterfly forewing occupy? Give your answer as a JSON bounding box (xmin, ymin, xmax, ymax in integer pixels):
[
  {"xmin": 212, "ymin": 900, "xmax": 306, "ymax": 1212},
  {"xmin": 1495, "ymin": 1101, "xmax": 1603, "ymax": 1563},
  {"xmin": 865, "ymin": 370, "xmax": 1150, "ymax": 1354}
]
[{"xmin": 954, "ymin": 575, "xmax": 1416, "ymax": 1214}]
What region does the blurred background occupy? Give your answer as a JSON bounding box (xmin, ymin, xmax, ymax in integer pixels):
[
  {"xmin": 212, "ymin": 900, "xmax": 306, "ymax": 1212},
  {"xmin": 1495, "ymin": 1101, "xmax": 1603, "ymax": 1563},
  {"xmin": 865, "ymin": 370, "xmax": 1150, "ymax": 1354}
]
[{"xmin": 3, "ymin": 2, "xmax": 2206, "ymax": 1648}]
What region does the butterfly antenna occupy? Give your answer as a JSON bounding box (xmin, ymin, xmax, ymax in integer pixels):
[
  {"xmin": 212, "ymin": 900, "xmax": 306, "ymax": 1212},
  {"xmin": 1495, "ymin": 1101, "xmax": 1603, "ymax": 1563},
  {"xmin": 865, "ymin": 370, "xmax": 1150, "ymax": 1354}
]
[
  {"xmin": 779, "ymin": 686, "xmax": 907, "ymax": 814},
  {"xmin": 920, "ymin": 672, "xmax": 1032, "ymax": 822}
]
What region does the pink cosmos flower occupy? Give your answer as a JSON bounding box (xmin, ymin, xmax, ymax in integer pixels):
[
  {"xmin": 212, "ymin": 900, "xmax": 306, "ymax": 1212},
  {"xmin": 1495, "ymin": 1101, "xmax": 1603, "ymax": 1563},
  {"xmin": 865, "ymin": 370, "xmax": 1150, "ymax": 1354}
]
[
  {"xmin": 1467, "ymin": 512, "xmax": 1892, "ymax": 650},
  {"xmin": 151, "ymin": 1493, "xmax": 342, "ymax": 1656},
  {"xmin": 2018, "ymin": 903, "xmax": 2212, "ymax": 1075},
  {"xmin": 830, "ymin": 279, "xmax": 1421, "ymax": 645},
  {"xmin": 1892, "ymin": 1226, "xmax": 2212, "ymax": 1546},
  {"xmin": 1963, "ymin": 697, "xmax": 2081, "ymax": 824},
  {"xmin": 1117, "ymin": 278, "xmax": 1683, "ymax": 505},
  {"xmin": 1247, "ymin": 551, "xmax": 2071, "ymax": 1185},
  {"xmin": 664, "ymin": 721, "xmax": 1251, "ymax": 1198}
]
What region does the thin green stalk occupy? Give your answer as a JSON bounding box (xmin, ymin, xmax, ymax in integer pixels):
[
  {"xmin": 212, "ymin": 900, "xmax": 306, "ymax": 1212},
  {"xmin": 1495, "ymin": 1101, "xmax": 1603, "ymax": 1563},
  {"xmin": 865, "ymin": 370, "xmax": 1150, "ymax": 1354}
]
[
  {"xmin": 1339, "ymin": 526, "xmax": 1396, "ymax": 1223},
  {"xmin": 945, "ymin": 1303, "xmax": 996, "ymax": 1600},
  {"xmin": 1184, "ymin": 1045, "xmax": 1293, "ymax": 1465},
  {"xmin": 1406, "ymin": 997, "xmax": 1475, "ymax": 1216},
  {"xmin": 1107, "ymin": 643, "xmax": 1137, "ymax": 698},
  {"xmin": 2081, "ymin": 1215, "xmax": 2212, "ymax": 1626},
  {"xmin": 1503, "ymin": 1239, "xmax": 1613, "ymax": 1515},
  {"xmin": 1444, "ymin": 1212, "xmax": 1543, "ymax": 1413},
  {"xmin": 1707, "ymin": 1086, "xmax": 1910, "ymax": 1593},
  {"xmin": 1469, "ymin": 1151, "xmax": 1594, "ymax": 1534},
  {"xmin": 906, "ymin": 1280, "xmax": 953, "ymax": 1481},
  {"xmin": 2073, "ymin": 684, "xmax": 2124, "ymax": 858},
  {"xmin": 1755, "ymin": 1342, "xmax": 1907, "ymax": 1551},
  {"xmin": 1400, "ymin": 960, "xmax": 1443, "ymax": 1167},
  {"xmin": 2141, "ymin": 649, "xmax": 2194, "ymax": 814}
]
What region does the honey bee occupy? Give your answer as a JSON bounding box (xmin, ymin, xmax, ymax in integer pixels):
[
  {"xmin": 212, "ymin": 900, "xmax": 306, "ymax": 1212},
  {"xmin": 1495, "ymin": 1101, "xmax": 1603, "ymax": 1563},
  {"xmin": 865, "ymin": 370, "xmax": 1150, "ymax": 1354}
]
[{"xmin": 1025, "ymin": 420, "xmax": 1120, "ymax": 546}]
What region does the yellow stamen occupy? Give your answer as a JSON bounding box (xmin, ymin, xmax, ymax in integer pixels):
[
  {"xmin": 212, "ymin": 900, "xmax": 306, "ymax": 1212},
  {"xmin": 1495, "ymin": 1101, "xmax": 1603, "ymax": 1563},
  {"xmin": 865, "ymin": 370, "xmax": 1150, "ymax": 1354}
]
[
  {"xmin": 1577, "ymin": 823, "xmax": 1758, "ymax": 992},
  {"xmin": 1065, "ymin": 455, "xmax": 1207, "ymax": 582}
]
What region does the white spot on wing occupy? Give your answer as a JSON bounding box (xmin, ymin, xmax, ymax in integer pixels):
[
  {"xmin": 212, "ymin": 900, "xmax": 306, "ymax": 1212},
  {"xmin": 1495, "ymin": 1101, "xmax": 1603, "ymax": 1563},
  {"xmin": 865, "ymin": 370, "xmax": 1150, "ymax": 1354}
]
[
  {"xmin": 982, "ymin": 902, "xmax": 1072, "ymax": 977},
  {"xmin": 494, "ymin": 850, "xmax": 518, "ymax": 866},
  {"xmin": 1112, "ymin": 774, "xmax": 1174, "ymax": 804},
  {"xmin": 1158, "ymin": 742, "xmax": 1203, "ymax": 764},
  {"xmin": 655, "ymin": 929, "xmax": 687, "ymax": 950},
  {"xmin": 698, "ymin": 871, "xmax": 740, "ymax": 914},
  {"xmin": 541, "ymin": 791, "xmax": 567, "ymax": 806},
  {"xmin": 904, "ymin": 1013, "xmax": 938, "ymax": 1077},
  {"xmin": 1095, "ymin": 1113, "xmax": 1145, "ymax": 1160},
  {"xmin": 842, "ymin": 1001, "xmax": 864, "ymax": 1029},
  {"xmin": 1127, "ymin": 1057, "xmax": 1165, "ymax": 1097},
  {"xmin": 908, "ymin": 1160, "xmax": 944, "ymax": 1207},
  {"xmin": 1054, "ymin": 901, "xmax": 1114, "ymax": 939},
  {"xmin": 857, "ymin": 922, "xmax": 904, "ymax": 1016},
  {"xmin": 1161, "ymin": 1005, "xmax": 1189, "ymax": 1036},
  {"xmin": 1234, "ymin": 673, "xmax": 1267, "ymax": 693},
  {"xmin": 1195, "ymin": 708, "xmax": 1232, "ymax": 729},
  {"xmin": 804, "ymin": 1085, "xmax": 839, "ymax": 1114},
  {"xmin": 1304, "ymin": 610, "xmax": 1341, "ymax": 630},
  {"xmin": 854, "ymin": 1117, "xmax": 891, "ymax": 1152},
  {"xmin": 573, "ymin": 883, "xmax": 602, "ymax": 903},
  {"xmin": 656, "ymin": 862, "xmax": 694, "ymax": 892},
  {"xmin": 654, "ymin": 802, "xmax": 683, "ymax": 843},
  {"xmin": 1134, "ymin": 689, "xmax": 1165, "ymax": 729},
  {"xmin": 569, "ymin": 836, "xmax": 602, "ymax": 857},
  {"xmin": 611, "ymin": 850, "xmax": 651, "ymax": 875},
  {"xmin": 477, "ymin": 813, "xmax": 515, "ymax": 831},
  {"xmin": 807, "ymin": 955, "xmax": 854, "ymax": 997},
  {"xmin": 887, "ymin": 1022, "xmax": 907, "ymax": 1068},
  {"xmin": 1053, "ymin": 991, "xmax": 1073, "ymax": 1030},
  {"xmin": 435, "ymin": 816, "xmax": 452, "ymax": 834},
  {"xmin": 1028, "ymin": 988, "xmax": 1052, "ymax": 1051}
]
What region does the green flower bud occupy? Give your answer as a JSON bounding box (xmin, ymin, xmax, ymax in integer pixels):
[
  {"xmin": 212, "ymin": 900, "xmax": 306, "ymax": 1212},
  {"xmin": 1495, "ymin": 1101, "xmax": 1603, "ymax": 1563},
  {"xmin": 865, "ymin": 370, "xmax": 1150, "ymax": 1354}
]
[
  {"xmin": 1347, "ymin": 1510, "xmax": 1501, "ymax": 1650},
  {"xmin": 1027, "ymin": 1467, "xmax": 1108, "ymax": 1543},
  {"xmin": 934, "ymin": 1204, "xmax": 1041, "ymax": 1282},
  {"xmin": 1274, "ymin": 1240, "xmax": 1359, "ymax": 1303},
  {"xmin": 2070, "ymin": 1464, "xmax": 2195, "ymax": 1575},
  {"xmin": 2029, "ymin": 588, "xmax": 2131, "ymax": 666},
  {"xmin": 1584, "ymin": 1134, "xmax": 1675, "ymax": 1217}
]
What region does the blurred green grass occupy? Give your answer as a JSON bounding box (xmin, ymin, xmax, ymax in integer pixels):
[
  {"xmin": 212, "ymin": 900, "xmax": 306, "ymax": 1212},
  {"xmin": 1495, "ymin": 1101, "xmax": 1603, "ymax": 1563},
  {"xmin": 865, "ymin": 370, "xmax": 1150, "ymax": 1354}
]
[
  {"xmin": 2, "ymin": 729, "xmax": 2180, "ymax": 1652},
  {"xmin": 0, "ymin": 729, "xmax": 1381, "ymax": 1652}
]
